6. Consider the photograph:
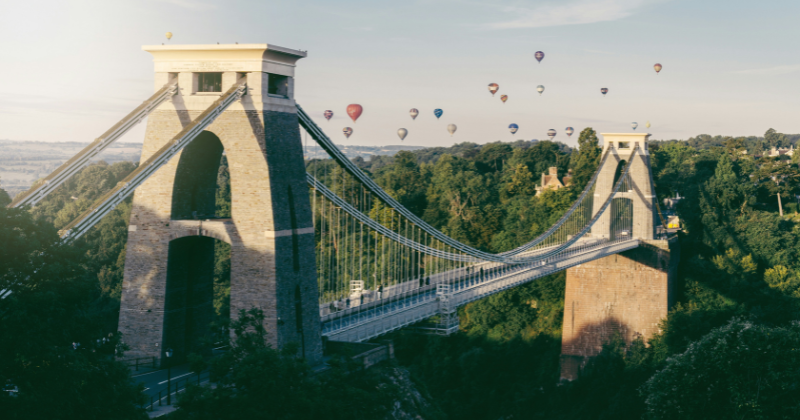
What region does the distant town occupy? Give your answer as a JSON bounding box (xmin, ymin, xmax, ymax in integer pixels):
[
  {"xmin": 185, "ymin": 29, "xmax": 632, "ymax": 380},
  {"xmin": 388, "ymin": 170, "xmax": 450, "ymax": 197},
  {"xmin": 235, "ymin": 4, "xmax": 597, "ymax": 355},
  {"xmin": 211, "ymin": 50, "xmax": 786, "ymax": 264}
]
[{"xmin": 0, "ymin": 140, "xmax": 425, "ymax": 198}]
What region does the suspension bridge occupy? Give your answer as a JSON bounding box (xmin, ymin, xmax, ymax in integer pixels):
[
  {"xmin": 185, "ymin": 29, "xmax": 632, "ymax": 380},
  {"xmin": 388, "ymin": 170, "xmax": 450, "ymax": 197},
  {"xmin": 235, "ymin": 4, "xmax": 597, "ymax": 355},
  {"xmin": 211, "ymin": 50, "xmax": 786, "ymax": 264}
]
[{"xmin": 5, "ymin": 44, "xmax": 677, "ymax": 379}]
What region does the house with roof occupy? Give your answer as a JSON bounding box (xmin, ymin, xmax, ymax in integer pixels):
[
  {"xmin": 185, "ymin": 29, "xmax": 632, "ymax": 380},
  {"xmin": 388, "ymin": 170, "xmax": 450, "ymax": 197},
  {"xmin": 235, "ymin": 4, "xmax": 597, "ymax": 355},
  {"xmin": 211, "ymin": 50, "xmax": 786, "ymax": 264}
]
[{"xmin": 535, "ymin": 167, "xmax": 572, "ymax": 196}]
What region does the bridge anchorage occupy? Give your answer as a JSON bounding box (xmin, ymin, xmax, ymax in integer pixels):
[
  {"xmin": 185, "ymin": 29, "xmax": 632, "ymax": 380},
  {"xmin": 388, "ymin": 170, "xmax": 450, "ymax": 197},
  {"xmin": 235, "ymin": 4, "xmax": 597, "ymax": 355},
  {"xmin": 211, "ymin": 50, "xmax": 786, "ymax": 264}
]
[{"xmin": 7, "ymin": 43, "xmax": 677, "ymax": 375}]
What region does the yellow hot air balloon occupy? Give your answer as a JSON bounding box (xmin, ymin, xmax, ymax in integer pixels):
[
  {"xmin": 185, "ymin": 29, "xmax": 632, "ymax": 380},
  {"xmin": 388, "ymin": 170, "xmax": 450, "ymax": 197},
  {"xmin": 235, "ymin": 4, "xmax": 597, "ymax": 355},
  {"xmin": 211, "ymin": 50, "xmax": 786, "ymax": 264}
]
[
  {"xmin": 166, "ymin": 32, "xmax": 173, "ymax": 41},
  {"xmin": 646, "ymin": 121, "xmax": 651, "ymax": 129}
]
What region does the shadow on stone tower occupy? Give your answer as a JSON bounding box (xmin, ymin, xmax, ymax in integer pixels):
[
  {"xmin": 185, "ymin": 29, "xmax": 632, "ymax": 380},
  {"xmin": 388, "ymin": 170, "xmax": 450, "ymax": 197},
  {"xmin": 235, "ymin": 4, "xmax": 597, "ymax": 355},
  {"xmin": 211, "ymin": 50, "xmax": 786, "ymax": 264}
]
[{"xmin": 117, "ymin": 44, "xmax": 322, "ymax": 366}]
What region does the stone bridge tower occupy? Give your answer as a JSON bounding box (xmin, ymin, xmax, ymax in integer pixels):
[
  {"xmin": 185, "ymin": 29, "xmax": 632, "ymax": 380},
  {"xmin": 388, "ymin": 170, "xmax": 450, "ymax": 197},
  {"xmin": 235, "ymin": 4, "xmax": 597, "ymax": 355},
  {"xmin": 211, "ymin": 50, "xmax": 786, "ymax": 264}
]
[
  {"xmin": 118, "ymin": 44, "xmax": 322, "ymax": 366},
  {"xmin": 561, "ymin": 133, "xmax": 678, "ymax": 380},
  {"xmin": 591, "ymin": 133, "xmax": 657, "ymax": 241}
]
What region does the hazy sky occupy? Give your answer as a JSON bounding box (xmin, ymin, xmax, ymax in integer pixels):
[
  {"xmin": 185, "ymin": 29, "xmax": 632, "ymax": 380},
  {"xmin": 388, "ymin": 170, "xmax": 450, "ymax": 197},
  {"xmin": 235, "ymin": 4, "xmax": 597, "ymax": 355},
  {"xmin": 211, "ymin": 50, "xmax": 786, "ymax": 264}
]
[{"xmin": 1, "ymin": 0, "xmax": 799, "ymax": 148}]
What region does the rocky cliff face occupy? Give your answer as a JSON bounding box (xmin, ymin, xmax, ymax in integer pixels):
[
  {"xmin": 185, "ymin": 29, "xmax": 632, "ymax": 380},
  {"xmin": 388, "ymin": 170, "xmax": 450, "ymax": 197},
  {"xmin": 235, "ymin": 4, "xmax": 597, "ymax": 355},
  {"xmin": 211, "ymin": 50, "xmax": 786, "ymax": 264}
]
[{"xmin": 378, "ymin": 365, "xmax": 443, "ymax": 420}]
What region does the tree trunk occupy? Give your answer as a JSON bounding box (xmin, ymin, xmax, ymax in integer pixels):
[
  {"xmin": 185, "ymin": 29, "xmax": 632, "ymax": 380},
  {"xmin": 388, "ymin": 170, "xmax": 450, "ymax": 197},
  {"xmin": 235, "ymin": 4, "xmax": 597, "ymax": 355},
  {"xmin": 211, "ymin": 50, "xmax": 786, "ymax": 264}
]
[{"xmin": 778, "ymin": 193, "xmax": 784, "ymax": 217}]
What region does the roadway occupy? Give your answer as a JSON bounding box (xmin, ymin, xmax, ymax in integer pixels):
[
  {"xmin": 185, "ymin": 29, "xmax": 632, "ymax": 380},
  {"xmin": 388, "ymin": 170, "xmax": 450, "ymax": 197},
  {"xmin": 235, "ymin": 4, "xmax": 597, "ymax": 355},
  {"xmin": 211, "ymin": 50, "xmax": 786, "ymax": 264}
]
[{"xmin": 132, "ymin": 363, "xmax": 206, "ymax": 408}]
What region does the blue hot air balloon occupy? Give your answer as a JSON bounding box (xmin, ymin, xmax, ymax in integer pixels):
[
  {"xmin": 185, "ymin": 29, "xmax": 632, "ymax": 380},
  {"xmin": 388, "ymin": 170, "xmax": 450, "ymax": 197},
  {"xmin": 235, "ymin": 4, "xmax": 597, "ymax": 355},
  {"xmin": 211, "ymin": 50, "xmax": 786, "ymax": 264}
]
[
  {"xmin": 434, "ymin": 108, "xmax": 443, "ymax": 119},
  {"xmin": 508, "ymin": 124, "xmax": 519, "ymax": 135},
  {"xmin": 565, "ymin": 127, "xmax": 574, "ymax": 137}
]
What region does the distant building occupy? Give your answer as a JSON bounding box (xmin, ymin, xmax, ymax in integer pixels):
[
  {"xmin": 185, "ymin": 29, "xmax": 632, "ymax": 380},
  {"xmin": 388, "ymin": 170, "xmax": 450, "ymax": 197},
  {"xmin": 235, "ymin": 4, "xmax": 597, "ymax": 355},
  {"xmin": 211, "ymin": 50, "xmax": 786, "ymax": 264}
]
[
  {"xmin": 767, "ymin": 145, "xmax": 794, "ymax": 158},
  {"xmin": 535, "ymin": 167, "xmax": 572, "ymax": 196},
  {"xmin": 745, "ymin": 145, "xmax": 795, "ymax": 158}
]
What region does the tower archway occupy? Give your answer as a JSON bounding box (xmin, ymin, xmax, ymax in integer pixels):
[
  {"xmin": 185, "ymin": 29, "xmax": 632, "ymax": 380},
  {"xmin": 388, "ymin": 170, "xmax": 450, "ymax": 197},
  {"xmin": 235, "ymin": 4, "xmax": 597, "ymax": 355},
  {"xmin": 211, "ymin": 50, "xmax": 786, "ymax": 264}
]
[
  {"xmin": 118, "ymin": 43, "xmax": 322, "ymax": 366},
  {"xmin": 171, "ymin": 131, "xmax": 224, "ymax": 220}
]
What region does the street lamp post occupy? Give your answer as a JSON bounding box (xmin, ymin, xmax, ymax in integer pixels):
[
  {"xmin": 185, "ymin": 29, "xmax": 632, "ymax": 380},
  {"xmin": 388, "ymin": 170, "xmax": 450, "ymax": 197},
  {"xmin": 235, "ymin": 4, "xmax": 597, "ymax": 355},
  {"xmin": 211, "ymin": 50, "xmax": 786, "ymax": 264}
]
[{"xmin": 165, "ymin": 348, "xmax": 173, "ymax": 405}]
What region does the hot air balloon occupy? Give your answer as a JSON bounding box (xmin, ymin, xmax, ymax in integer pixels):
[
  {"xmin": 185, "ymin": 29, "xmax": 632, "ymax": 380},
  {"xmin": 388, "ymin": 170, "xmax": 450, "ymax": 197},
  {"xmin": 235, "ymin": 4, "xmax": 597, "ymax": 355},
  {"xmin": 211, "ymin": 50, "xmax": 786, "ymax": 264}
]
[
  {"xmin": 547, "ymin": 129, "xmax": 556, "ymax": 140},
  {"xmin": 343, "ymin": 127, "xmax": 353, "ymax": 139},
  {"xmin": 565, "ymin": 127, "xmax": 574, "ymax": 137},
  {"xmin": 534, "ymin": 51, "xmax": 545, "ymax": 63},
  {"xmin": 323, "ymin": 110, "xmax": 333, "ymax": 121},
  {"xmin": 646, "ymin": 121, "xmax": 651, "ymax": 129},
  {"xmin": 509, "ymin": 124, "xmax": 519, "ymax": 135},
  {"xmin": 654, "ymin": 63, "xmax": 662, "ymax": 74},
  {"xmin": 409, "ymin": 108, "xmax": 419, "ymax": 120},
  {"xmin": 537, "ymin": 85, "xmax": 545, "ymax": 96},
  {"xmin": 600, "ymin": 88, "xmax": 608, "ymax": 96},
  {"xmin": 500, "ymin": 95, "xmax": 508, "ymax": 103},
  {"xmin": 488, "ymin": 83, "xmax": 499, "ymax": 96},
  {"xmin": 166, "ymin": 32, "xmax": 173, "ymax": 41},
  {"xmin": 447, "ymin": 124, "xmax": 457, "ymax": 137},
  {"xmin": 631, "ymin": 122, "xmax": 638, "ymax": 130},
  {"xmin": 434, "ymin": 109, "xmax": 443, "ymax": 119},
  {"xmin": 346, "ymin": 104, "xmax": 363, "ymax": 123},
  {"xmin": 397, "ymin": 128, "xmax": 408, "ymax": 141}
]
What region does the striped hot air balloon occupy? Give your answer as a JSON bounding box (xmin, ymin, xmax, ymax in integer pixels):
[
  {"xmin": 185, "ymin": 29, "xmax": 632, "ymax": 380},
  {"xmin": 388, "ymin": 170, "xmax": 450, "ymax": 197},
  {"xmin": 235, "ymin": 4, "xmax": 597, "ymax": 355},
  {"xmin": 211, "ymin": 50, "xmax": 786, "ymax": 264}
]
[
  {"xmin": 565, "ymin": 127, "xmax": 574, "ymax": 137},
  {"xmin": 600, "ymin": 88, "xmax": 608, "ymax": 96},
  {"xmin": 654, "ymin": 63, "xmax": 662, "ymax": 74},
  {"xmin": 631, "ymin": 122, "xmax": 638, "ymax": 130},
  {"xmin": 500, "ymin": 95, "xmax": 508, "ymax": 103},
  {"xmin": 324, "ymin": 110, "xmax": 333, "ymax": 121},
  {"xmin": 508, "ymin": 124, "xmax": 519, "ymax": 135},
  {"xmin": 488, "ymin": 83, "xmax": 499, "ymax": 96},
  {"xmin": 537, "ymin": 85, "xmax": 545, "ymax": 96},
  {"xmin": 534, "ymin": 51, "xmax": 544, "ymax": 63},
  {"xmin": 409, "ymin": 108, "xmax": 419, "ymax": 120},
  {"xmin": 343, "ymin": 127, "xmax": 353, "ymax": 139},
  {"xmin": 547, "ymin": 129, "xmax": 556, "ymax": 139}
]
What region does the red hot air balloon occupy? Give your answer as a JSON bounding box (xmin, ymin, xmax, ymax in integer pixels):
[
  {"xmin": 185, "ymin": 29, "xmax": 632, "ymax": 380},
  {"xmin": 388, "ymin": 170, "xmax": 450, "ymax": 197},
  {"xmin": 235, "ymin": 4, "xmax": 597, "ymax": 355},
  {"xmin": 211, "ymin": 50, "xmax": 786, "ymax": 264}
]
[
  {"xmin": 324, "ymin": 110, "xmax": 333, "ymax": 121},
  {"xmin": 535, "ymin": 51, "xmax": 545, "ymax": 63},
  {"xmin": 654, "ymin": 63, "xmax": 662, "ymax": 74},
  {"xmin": 500, "ymin": 95, "xmax": 508, "ymax": 103},
  {"xmin": 488, "ymin": 83, "xmax": 499, "ymax": 96},
  {"xmin": 346, "ymin": 104, "xmax": 363, "ymax": 123}
]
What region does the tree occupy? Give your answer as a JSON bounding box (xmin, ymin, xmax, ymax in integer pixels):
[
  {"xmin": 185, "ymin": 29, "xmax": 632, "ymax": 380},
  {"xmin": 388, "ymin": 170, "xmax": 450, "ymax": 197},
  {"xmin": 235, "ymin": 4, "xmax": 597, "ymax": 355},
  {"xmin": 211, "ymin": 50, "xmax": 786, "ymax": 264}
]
[
  {"xmin": 0, "ymin": 182, "xmax": 10, "ymax": 207},
  {"xmin": 696, "ymin": 151, "xmax": 752, "ymax": 252},
  {"xmin": 171, "ymin": 308, "xmax": 393, "ymax": 420},
  {"xmin": 376, "ymin": 150, "xmax": 428, "ymax": 216},
  {"xmin": 504, "ymin": 164, "xmax": 536, "ymax": 197},
  {"xmin": 756, "ymin": 161, "xmax": 798, "ymax": 216},
  {"xmin": 0, "ymin": 205, "xmax": 146, "ymax": 419},
  {"xmin": 641, "ymin": 319, "xmax": 800, "ymax": 419},
  {"xmin": 571, "ymin": 128, "xmax": 602, "ymax": 190},
  {"xmin": 765, "ymin": 127, "xmax": 788, "ymax": 149}
]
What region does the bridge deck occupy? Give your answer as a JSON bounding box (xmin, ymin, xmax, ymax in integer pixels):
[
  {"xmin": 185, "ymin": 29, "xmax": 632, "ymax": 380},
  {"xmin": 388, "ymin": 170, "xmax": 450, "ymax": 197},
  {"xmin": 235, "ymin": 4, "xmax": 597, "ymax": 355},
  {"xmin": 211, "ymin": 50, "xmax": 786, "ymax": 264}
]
[{"xmin": 322, "ymin": 239, "xmax": 640, "ymax": 342}]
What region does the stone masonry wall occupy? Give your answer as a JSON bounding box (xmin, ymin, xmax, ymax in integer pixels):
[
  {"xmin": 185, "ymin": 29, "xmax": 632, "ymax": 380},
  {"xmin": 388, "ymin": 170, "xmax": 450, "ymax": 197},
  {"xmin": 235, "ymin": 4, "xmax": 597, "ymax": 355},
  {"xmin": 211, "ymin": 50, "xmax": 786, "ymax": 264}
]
[
  {"xmin": 560, "ymin": 238, "xmax": 678, "ymax": 380},
  {"xmin": 118, "ymin": 108, "xmax": 322, "ymax": 366}
]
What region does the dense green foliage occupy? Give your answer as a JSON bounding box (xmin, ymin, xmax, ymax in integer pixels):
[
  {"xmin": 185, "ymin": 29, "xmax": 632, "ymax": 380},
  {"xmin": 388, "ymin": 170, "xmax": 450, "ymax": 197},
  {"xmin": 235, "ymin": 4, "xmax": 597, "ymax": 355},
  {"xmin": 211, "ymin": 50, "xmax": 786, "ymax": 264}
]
[
  {"xmin": 171, "ymin": 309, "xmax": 395, "ymax": 419},
  {"xmin": 641, "ymin": 319, "xmax": 800, "ymax": 419},
  {"xmin": 379, "ymin": 129, "xmax": 800, "ymax": 419},
  {"xmin": 0, "ymin": 203, "xmax": 146, "ymax": 419}
]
